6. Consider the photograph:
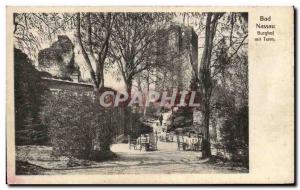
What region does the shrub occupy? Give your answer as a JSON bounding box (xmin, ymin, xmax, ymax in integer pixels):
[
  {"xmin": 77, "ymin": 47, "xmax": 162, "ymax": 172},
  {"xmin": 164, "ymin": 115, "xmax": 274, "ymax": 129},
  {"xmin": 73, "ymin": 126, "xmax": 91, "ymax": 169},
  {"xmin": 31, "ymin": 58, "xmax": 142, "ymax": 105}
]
[
  {"xmin": 14, "ymin": 48, "xmax": 48, "ymax": 145},
  {"xmin": 41, "ymin": 91, "xmax": 115, "ymax": 160},
  {"xmin": 220, "ymin": 105, "xmax": 248, "ymax": 168}
]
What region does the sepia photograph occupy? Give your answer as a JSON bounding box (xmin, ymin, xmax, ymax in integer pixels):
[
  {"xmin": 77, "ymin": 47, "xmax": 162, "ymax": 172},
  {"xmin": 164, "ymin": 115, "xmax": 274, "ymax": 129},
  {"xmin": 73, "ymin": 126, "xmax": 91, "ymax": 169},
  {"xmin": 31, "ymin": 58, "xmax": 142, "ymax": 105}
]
[
  {"xmin": 13, "ymin": 11, "xmax": 249, "ymax": 175},
  {"xmin": 6, "ymin": 6, "xmax": 294, "ymax": 185}
]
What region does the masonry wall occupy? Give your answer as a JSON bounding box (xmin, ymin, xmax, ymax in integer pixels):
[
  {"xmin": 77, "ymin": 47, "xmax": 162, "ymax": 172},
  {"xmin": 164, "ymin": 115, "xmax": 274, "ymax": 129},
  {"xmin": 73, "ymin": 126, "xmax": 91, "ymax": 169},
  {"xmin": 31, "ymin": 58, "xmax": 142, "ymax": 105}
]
[{"xmin": 41, "ymin": 78, "xmax": 125, "ymax": 141}]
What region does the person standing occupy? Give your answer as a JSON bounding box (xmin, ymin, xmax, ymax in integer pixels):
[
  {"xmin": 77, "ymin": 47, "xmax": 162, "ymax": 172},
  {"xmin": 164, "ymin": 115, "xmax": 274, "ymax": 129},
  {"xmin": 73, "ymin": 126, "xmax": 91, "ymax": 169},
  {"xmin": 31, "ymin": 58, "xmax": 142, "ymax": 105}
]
[{"xmin": 159, "ymin": 114, "xmax": 163, "ymax": 126}]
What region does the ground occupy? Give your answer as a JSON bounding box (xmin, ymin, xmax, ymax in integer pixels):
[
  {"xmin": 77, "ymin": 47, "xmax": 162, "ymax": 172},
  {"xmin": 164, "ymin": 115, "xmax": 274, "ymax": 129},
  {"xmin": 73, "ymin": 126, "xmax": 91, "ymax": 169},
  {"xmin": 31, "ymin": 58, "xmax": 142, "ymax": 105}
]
[{"xmin": 16, "ymin": 141, "xmax": 248, "ymax": 175}]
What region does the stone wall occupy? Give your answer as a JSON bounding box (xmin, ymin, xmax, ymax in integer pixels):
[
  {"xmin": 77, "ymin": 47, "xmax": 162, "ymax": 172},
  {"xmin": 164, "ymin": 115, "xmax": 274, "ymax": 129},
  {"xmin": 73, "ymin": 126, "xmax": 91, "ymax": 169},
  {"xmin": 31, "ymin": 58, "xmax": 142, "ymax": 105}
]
[
  {"xmin": 38, "ymin": 35, "xmax": 79, "ymax": 79},
  {"xmin": 41, "ymin": 77, "xmax": 125, "ymax": 139}
]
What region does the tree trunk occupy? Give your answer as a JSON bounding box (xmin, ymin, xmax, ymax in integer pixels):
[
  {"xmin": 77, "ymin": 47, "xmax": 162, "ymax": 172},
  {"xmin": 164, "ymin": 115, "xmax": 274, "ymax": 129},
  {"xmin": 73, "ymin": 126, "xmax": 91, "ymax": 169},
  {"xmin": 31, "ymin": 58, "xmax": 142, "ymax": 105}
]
[
  {"xmin": 123, "ymin": 80, "xmax": 132, "ymax": 137},
  {"xmin": 202, "ymin": 100, "xmax": 211, "ymax": 157},
  {"xmin": 77, "ymin": 13, "xmax": 111, "ymax": 154},
  {"xmin": 76, "ymin": 13, "xmax": 98, "ymax": 89},
  {"xmin": 143, "ymin": 70, "xmax": 150, "ymax": 116},
  {"xmin": 199, "ymin": 13, "xmax": 222, "ymax": 158}
]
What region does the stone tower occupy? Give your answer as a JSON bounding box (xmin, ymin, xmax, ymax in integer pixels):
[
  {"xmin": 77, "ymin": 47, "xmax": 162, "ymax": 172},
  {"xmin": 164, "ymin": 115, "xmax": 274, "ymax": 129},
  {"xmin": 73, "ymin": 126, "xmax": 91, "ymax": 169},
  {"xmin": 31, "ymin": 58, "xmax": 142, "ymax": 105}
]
[{"xmin": 155, "ymin": 23, "xmax": 198, "ymax": 92}]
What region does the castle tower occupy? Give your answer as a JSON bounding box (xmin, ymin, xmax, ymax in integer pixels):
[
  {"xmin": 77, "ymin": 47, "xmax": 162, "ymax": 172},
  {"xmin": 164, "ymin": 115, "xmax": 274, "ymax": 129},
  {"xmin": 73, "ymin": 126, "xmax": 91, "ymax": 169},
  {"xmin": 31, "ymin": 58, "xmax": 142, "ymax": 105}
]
[{"xmin": 155, "ymin": 23, "xmax": 198, "ymax": 92}]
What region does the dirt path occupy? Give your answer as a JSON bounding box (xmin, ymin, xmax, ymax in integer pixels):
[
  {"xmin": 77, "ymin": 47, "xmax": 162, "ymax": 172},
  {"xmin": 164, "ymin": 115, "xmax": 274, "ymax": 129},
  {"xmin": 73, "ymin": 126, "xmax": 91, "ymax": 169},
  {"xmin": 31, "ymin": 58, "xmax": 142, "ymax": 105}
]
[{"xmin": 42, "ymin": 142, "xmax": 247, "ymax": 174}]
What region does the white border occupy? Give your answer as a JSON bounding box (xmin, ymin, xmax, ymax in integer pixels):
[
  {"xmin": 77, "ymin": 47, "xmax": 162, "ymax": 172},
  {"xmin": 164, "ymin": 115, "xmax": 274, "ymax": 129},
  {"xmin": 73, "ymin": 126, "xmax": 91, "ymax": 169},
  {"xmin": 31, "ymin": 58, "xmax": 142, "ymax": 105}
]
[{"xmin": 2, "ymin": 0, "xmax": 298, "ymax": 189}]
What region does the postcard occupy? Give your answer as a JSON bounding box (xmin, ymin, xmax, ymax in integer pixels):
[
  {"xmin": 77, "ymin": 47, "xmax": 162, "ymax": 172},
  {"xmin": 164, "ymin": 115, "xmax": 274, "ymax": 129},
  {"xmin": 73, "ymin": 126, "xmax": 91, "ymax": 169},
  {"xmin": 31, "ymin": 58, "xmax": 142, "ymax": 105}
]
[{"xmin": 6, "ymin": 6, "xmax": 294, "ymax": 184}]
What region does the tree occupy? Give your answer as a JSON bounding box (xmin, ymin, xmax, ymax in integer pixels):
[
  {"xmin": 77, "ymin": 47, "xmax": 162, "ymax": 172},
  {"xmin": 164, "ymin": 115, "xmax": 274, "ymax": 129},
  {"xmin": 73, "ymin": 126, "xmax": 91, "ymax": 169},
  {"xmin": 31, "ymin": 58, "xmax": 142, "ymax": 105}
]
[
  {"xmin": 186, "ymin": 12, "xmax": 248, "ymax": 158},
  {"xmin": 76, "ymin": 12, "xmax": 114, "ymax": 94},
  {"xmin": 14, "ymin": 12, "xmax": 118, "ymax": 153},
  {"xmin": 110, "ymin": 13, "xmax": 173, "ymax": 95},
  {"xmin": 13, "ymin": 13, "xmax": 75, "ymax": 59},
  {"xmin": 109, "ymin": 13, "xmax": 173, "ymax": 135},
  {"xmin": 207, "ymin": 13, "xmax": 248, "ymax": 159},
  {"xmin": 14, "ymin": 12, "xmax": 114, "ymax": 93},
  {"xmin": 197, "ymin": 13, "xmax": 224, "ymax": 157}
]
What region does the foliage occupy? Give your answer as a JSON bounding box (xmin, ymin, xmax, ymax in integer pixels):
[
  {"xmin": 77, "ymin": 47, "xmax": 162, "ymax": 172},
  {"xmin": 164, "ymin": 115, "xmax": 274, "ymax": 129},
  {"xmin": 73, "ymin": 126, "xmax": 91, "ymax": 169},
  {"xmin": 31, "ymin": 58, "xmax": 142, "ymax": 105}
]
[
  {"xmin": 14, "ymin": 48, "xmax": 48, "ymax": 145},
  {"xmin": 208, "ymin": 13, "xmax": 248, "ymax": 163},
  {"xmin": 220, "ymin": 105, "xmax": 249, "ymax": 168},
  {"xmin": 41, "ymin": 92, "xmax": 115, "ymax": 160}
]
